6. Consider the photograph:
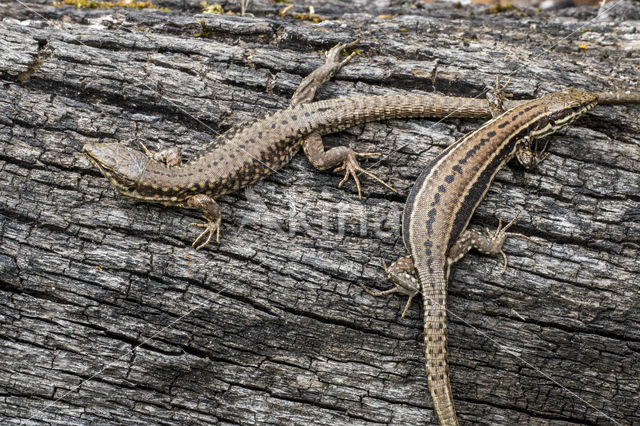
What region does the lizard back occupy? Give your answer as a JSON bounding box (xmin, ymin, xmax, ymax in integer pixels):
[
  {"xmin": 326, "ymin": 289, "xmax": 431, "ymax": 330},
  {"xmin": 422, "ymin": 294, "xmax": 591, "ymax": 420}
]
[
  {"xmin": 133, "ymin": 94, "xmax": 495, "ymax": 202},
  {"xmin": 402, "ymin": 89, "xmax": 597, "ymax": 424}
]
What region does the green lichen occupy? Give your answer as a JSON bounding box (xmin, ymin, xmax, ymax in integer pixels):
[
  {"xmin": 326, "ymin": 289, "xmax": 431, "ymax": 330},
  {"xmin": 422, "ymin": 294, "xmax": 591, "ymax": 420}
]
[
  {"xmin": 194, "ymin": 19, "xmax": 211, "ymax": 38},
  {"xmin": 201, "ymin": 1, "xmax": 223, "ymax": 14},
  {"xmin": 53, "ymin": 0, "xmax": 169, "ymax": 11},
  {"xmin": 487, "ymin": 3, "xmax": 516, "ymax": 14}
]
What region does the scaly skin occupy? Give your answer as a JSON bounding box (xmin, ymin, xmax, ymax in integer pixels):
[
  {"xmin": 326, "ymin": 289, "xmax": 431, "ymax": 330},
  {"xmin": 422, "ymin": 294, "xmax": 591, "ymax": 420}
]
[
  {"xmin": 83, "ymin": 43, "xmax": 503, "ymax": 250},
  {"xmin": 368, "ymin": 89, "xmax": 600, "ymax": 425},
  {"xmin": 81, "ymin": 41, "xmax": 640, "ymax": 423},
  {"xmin": 84, "ymin": 40, "xmax": 503, "ymax": 249},
  {"xmin": 82, "ymin": 46, "xmax": 637, "ymax": 252}
]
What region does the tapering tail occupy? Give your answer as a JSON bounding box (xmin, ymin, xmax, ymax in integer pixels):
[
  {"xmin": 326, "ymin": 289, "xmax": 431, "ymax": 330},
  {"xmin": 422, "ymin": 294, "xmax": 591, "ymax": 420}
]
[{"xmin": 421, "ymin": 270, "xmax": 459, "ymax": 426}]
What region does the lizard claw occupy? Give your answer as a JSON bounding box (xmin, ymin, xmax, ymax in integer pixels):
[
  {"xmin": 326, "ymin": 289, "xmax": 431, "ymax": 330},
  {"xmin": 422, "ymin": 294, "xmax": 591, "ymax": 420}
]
[
  {"xmin": 485, "ymin": 211, "xmax": 544, "ymax": 272},
  {"xmin": 325, "ymin": 38, "xmax": 360, "ymax": 68},
  {"xmin": 190, "ymin": 217, "xmax": 221, "ymax": 250},
  {"xmin": 334, "ymin": 149, "xmax": 397, "ymax": 199},
  {"xmin": 516, "ymin": 136, "xmax": 551, "ymax": 170}
]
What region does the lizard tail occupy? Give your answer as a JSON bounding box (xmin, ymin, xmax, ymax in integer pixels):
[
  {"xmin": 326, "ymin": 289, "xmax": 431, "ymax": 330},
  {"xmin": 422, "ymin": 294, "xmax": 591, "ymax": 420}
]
[{"xmin": 421, "ymin": 271, "xmax": 459, "ymax": 426}]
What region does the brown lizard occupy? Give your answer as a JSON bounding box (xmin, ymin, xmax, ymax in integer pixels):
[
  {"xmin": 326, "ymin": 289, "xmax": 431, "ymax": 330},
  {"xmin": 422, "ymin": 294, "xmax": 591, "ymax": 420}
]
[
  {"xmin": 83, "ymin": 41, "xmax": 511, "ymax": 249},
  {"xmin": 81, "ymin": 39, "xmax": 640, "ymax": 423},
  {"xmin": 362, "ymin": 88, "xmax": 640, "ymax": 424},
  {"xmin": 83, "ymin": 40, "xmax": 639, "ymax": 251}
]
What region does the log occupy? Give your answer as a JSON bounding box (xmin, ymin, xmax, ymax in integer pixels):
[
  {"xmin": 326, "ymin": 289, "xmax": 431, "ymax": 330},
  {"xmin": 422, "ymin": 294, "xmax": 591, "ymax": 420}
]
[{"xmin": 1, "ymin": 0, "xmax": 639, "ymax": 424}]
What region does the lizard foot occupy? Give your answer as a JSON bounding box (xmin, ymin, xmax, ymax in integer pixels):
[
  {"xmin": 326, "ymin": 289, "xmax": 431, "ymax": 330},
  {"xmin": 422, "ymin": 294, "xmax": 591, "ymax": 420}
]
[
  {"xmin": 191, "ymin": 218, "xmax": 221, "ymax": 250},
  {"xmin": 485, "ymin": 211, "xmax": 544, "ymax": 272},
  {"xmin": 334, "ymin": 149, "xmax": 397, "ymax": 199},
  {"xmin": 187, "ymin": 194, "xmax": 222, "ymax": 250},
  {"xmin": 361, "ymin": 258, "xmax": 419, "ymax": 318},
  {"xmin": 516, "ymin": 136, "xmax": 551, "ymax": 170}
]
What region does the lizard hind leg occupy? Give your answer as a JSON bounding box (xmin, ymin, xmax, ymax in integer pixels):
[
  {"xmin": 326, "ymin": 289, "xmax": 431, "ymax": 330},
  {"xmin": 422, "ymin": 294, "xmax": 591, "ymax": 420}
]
[
  {"xmin": 290, "ymin": 39, "xmax": 359, "ymax": 107},
  {"xmin": 361, "ymin": 257, "xmax": 419, "ymax": 318},
  {"xmin": 447, "ymin": 211, "xmax": 544, "ymax": 272},
  {"xmin": 291, "ymin": 39, "xmax": 397, "ymax": 198},
  {"xmin": 304, "ymin": 134, "xmax": 397, "ymax": 199}
]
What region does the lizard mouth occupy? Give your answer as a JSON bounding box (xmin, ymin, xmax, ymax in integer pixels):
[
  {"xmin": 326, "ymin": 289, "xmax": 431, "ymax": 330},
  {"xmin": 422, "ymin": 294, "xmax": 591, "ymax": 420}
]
[
  {"xmin": 82, "ymin": 143, "xmax": 142, "ymax": 191},
  {"xmin": 83, "ymin": 144, "xmax": 111, "ymax": 177}
]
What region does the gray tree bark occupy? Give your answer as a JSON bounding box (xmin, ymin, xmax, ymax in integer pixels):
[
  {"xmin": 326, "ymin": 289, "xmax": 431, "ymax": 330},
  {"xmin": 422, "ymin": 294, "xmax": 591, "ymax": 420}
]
[{"xmin": 1, "ymin": 0, "xmax": 639, "ymax": 424}]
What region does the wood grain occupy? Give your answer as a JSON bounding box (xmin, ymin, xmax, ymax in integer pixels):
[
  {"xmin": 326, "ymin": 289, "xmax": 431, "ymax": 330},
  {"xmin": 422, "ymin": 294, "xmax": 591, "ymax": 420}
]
[{"xmin": 1, "ymin": 0, "xmax": 639, "ymax": 424}]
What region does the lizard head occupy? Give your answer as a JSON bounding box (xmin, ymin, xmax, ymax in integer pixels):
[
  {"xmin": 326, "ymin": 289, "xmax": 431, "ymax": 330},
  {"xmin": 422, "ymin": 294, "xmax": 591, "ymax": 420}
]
[
  {"xmin": 83, "ymin": 143, "xmax": 148, "ymax": 192},
  {"xmin": 531, "ymin": 89, "xmax": 598, "ymax": 138}
]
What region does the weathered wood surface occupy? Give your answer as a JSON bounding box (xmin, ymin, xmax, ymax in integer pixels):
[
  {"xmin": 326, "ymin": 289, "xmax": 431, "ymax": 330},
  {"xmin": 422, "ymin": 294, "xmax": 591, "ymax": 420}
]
[{"xmin": 1, "ymin": 0, "xmax": 639, "ymax": 424}]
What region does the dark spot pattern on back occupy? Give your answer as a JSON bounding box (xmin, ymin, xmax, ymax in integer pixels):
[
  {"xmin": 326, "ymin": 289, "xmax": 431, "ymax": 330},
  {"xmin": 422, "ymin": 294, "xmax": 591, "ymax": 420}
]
[
  {"xmin": 424, "ymin": 241, "xmax": 432, "ymax": 258},
  {"xmin": 448, "ymin": 129, "xmax": 522, "ymax": 246},
  {"xmin": 426, "ymin": 208, "xmax": 437, "ymax": 235}
]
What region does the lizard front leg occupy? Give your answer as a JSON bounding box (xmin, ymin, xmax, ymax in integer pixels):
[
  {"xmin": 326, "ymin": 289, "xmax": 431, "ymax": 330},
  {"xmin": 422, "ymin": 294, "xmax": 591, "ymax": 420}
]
[
  {"xmin": 186, "ymin": 194, "xmax": 222, "ymax": 250},
  {"xmin": 141, "ymin": 143, "xmax": 224, "ymax": 250},
  {"xmin": 138, "ymin": 142, "xmax": 182, "ymax": 166},
  {"xmin": 515, "ymin": 135, "xmax": 551, "ymax": 170},
  {"xmin": 292, "ymin": 40, "xmax": 397, "ymax": 198}
]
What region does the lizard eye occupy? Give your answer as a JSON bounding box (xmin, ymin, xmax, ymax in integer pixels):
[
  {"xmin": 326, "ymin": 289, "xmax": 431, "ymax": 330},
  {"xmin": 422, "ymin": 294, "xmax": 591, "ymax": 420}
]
[{"xmin": 83, "ymin": 143, "xmax": 146, "ymax": 190}]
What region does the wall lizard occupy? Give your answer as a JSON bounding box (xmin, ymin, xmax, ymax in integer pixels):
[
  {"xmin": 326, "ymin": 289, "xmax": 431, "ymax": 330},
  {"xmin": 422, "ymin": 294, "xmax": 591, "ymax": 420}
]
[
  {"xmin": 82, "ymin": 41, "xmax": 505, "ymax": 249},
  {"xmin": 363, "ymin": 88, "xmax": 639, "ymax": 425},
  {"xmin": 83, "ymin": 41, "xmax": 638, "ymax": 250},
  {"xmin": 81, "ymin": 40, "xmax": 640, "ymax": 422}
]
